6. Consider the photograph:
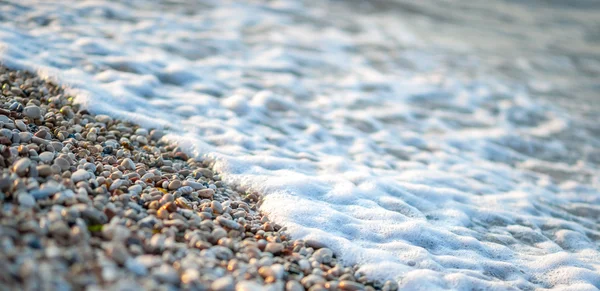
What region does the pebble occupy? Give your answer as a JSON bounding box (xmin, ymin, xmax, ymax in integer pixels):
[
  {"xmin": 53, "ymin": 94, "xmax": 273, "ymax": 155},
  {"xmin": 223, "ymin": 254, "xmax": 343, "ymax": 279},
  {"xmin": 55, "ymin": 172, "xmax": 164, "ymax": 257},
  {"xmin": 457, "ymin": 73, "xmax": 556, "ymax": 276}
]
[
  {"xmin": 339, "ymin": 280, "xmax": 366, "ymax": 291},
  {"xmin": 19, "ymin": 132, "xmax": 32, "ymax": 143},
  {"xmin": 23, "ymin": 105, "xmax": 42, "ymax": 119},
  {"xmin": 12, "ymin": 158, "xmax": 31, "ymax": 177},
  {"xmin": 38, "ymin": 151, "xmax": 54, "ymax": 163},
  {"xmin": 95, "ymin": 115, "xmax": 113, "ymax": 124},
  {"xmin": 212, "ymin": 276, "xmax": 235, "ymax": 291},
  {"xmin": 125, "ymin": 258, "xmax": 147, "ymax": 276},
  {"xmin": 216, "ymin": 216, "xmax": 241, "ymax": 230},
  {"xmin": 312, "ymin": 248, "xmax": 334, "ymax": 264},
  {"xmin": 54, "ymin": 157, "xmax": 70, "ymax": 171},
  {"xmin": 153, "ymin": 264, "xmax": 179, "ymax": 284},
  {"xmin": 71, "ymin": 169, "xmax": 90, "ymax": 182},
  {"xmin": 18, "ymin": 193, "xmax": 36, "ymax": 207},
  {"xmin": 235, "ymin": 281, "xmax": 263, "ymax": 291},
  {"xmin": 167, "ymin": 180, "xmax": 181, "ymax": 190},
  {"xmin": 265, "ymin": 243, "xmax": 284, "ymax": 254},
  {"xmin": 15, "ymin": 119, "xmax": 27, "ymax": 131},
  {"xmin": 197, "ymin": 188, "xmax": 214, "ymax": 199},
  {"xmin": 121, "ymin": 158, "xmax": 135, "ymax": 171},
  {"xmin": 211, "ymin": 200, "xmax": 223, "ymax": 214},
  {"xmin": 285, "ymin": 281, "xmax": 304, "ymax": 291},
  {"xmin": 183, "ymin": 180, "xmax": 204, "ymax": 190}
]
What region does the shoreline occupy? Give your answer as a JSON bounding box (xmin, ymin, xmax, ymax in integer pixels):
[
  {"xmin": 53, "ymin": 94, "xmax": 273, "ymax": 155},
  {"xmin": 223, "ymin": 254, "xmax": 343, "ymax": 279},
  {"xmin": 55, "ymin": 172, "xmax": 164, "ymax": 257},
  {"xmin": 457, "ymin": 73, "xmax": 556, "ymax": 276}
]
[{"xmin": 0, "ymin": 66, "xmax": 396, "ymax": 290}]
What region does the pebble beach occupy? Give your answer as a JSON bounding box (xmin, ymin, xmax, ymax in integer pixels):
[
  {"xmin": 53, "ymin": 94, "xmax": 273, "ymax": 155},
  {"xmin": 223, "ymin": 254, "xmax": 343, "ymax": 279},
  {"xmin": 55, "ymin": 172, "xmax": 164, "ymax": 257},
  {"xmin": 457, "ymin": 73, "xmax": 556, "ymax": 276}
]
[
  {"xmin": 0, "ymin": 66, "xmax": 396, "ymax": 291},
  {"xmin": 1, "ymin": 0, "xmax": 599, "ymax": 289}
]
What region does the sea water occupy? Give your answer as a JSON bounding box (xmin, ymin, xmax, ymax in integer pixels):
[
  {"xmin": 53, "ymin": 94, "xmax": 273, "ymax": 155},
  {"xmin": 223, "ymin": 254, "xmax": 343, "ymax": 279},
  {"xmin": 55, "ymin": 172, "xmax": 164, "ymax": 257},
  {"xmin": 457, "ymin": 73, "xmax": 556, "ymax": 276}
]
[{"xmin": 1, "ymin": 0, "xmax": 599, "ymax": 289}]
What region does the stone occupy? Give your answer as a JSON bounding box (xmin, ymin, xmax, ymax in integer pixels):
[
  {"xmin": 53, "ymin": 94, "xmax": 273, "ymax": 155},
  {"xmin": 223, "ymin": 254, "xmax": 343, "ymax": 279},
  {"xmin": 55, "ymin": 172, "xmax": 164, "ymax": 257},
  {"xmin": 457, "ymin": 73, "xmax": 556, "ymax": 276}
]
[
  {"xmin": 23, "ymin": 105, "xmax": 42, "ymax": 119},
  {"xmin": 167, "ymin": 180, "xmax": 181, "ymax": 190},
  {"xmin": 121, "ymin": 158, "xmax": 135, "ymax": 171},
  {"xmin": 339, "ymin": 280, "xmax": 366, "ymax": 291},
  {"xmin": 197, "ymin": 189, "xmax": 214, "ymax": 199},
  {"xmin": 212, "ymin": 276, "xmax": 235, "ymax": 291},
  {"xmin": 12, "ymin": 158, "xmax": 31, "ymax": 176},
  {"xmin": 54, "ymin": 157, "xmax": 70, "ymax": 171},
  {"xmin": 265, "ymin": 243, "xmax": 284, "ymax": 254},
  {"xmin": 312, "ymin": 247, "xmax": 334, "ymax": 264},
  {"xmin": 71, "ymin": 169, "xmax": 90, "ymax": 183},
  {"xmin": 18, "ymin": 193, "xmax": 35, "ymax": 208},
  {"xmin": 38, "ymin": 152, "xmax": 54, "ymax": 163}
]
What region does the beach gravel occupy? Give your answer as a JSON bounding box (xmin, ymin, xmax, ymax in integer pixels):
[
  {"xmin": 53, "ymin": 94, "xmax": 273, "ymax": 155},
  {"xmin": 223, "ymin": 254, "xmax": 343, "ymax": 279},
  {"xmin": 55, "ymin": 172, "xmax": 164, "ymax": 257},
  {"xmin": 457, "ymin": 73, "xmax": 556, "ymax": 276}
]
[{"xmin": 0, "ymin": 66, "xmax": 392, "ymax": 290}]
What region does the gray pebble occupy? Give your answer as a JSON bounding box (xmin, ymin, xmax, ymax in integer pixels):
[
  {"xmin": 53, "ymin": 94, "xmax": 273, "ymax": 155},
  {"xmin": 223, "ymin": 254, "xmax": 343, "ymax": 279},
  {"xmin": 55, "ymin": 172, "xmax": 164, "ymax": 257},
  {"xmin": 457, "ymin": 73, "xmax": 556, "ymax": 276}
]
[
  {"xmin": 18, "ymin": 193, "xmax": 36, "ymax": 208},
  {"xmin": 183, "ymin": 180, "xmax": 204, "ymax": 190},
  {"xmin": 198, "ymin": 168, "xmax": 213, "ymax": 179},
  {"xmin": 153, "ymin": 264, "xmax": 179, "ymax": 284},
  {"xmin": 0, "ymin": 128, "xmax": 13, "ymax": 139},
  {"xmin": 71, "ymin": 169, "xmax": 90, "ymax": 183},
  {"xmin": 216, "ymin": 216, "xmax": 241, "ymax": 230},
  {"xmin": 54, "ymin": 157, "xmax": 70, "ymax": 171},
  {"xmin": 23, "ymin": 105, "xmax": 42, "ymax": 119},
  {"xmin": 18, "ymin": 132, "xmax": 32, "ymax": 143},
  {"xmin": 286, "ymin": 281, "xmax": 304, "ymax": 291},
  {"xmin": 95, "ymin": 115, "xmax": 113, "ymax": 124},
  {"xmin": 15, "ymin": 119, "xmax": 27, "ymax": 131},
  {"xmin": 38, "ymin": 152, "xmax": 54, "ymax": 163},
  {"xmin": 312, "ymin": 248, "xmax": 334, "ymax": 264}
]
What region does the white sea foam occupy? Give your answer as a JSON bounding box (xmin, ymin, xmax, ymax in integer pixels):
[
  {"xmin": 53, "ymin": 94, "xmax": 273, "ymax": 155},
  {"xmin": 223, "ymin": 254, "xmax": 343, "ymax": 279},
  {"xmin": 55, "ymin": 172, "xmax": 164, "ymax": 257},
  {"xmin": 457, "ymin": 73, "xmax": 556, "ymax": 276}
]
[{"xmin": 1, "ymin": 0, "xmax": 599, "ymax": 289}]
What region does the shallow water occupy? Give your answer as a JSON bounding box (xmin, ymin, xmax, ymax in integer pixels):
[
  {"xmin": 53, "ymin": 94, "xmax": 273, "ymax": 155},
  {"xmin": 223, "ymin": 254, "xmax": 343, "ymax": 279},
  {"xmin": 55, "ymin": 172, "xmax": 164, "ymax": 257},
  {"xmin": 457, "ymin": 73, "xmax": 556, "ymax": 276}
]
[{"xmin": 1, "ymin": 0, "xmax": 599, "ymax": 289}]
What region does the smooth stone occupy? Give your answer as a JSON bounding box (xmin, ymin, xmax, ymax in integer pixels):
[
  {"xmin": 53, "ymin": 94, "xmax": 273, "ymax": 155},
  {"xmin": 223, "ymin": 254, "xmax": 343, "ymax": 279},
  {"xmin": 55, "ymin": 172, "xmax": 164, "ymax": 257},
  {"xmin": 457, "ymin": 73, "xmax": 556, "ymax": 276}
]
[
  {"xmin": 339, "ymin": 280, "xmax": 366, "ymax": 291},
  {"xmin": 12, "ymin": 158, "xmax": 31, "ymax": 176},
  {"xmin": 38, "ymin": 152, "xmax": 54, "ymax": 163},
  {"xmin": 264, "ymin": 243, "xmax": 284, "ymax": 254},
  {"xmin": 18, "ymin": 193, "xmax": 35, "ymax": 208},
  {"xmin": 128, "ymin": 184, "xmax": 143, "ymax": 195},
  {"xmin": 197, "ymin": 189, "xmax": 214, "ymax": 199},
  {"xmin": 167, "ymin": 180, "xmax": 181, "ymax": 190},
  {"xmin": 153, "ymin": 264, "xmax": 179, "ymax": 284},
  {"xmin": 286, "ymin": 281, "xmax": 304, "ymax": 291},
  {"xmin": 216, "ymin": 216, "xmax": 241, "ymax": 230},
  {"xmin": 18, "ymin": 132, "xmax": 32, "ymax": 143},
  {"xmin": 301, "ymin": 275, "xmax": 326, "ymax": 288},
  {"xmin": 37, "ymin": 165, "xmax": 52, "ymax": 177},
  {"xmin": 198, "ymin": 168, "xmax": 214, "ymax": 179},
  {"xmin": 182, "ymin": 180, "xmax": 204, "ymax": 190},
  {"xmin": 135, "ymin": 128, "xmax": 148, "ymax": 136},
  {"xmin": 109, "ymin": 179, "xmax": 124, "ymax": 191},
  {"xmin": 0, "ymin": 128, "xmax": 12, "ymax": 139},
  {"xmin": 54, "ymin": 157, "xmax": 70, "ymax": 171},
  {"xmin": 14, "ymin": 119, "xmax": 26, "ymax": 132},
  {"xmin": 95, "ymin": 115, "xmax": 113, "ymax": 124},
  {"xmin": 235, "ymin": 281, "xmax": 263, "ymax": 291},
  {"xmin": 211, "ymin": 276, "xmax": 235, "ymax": 291},
  {"xmin": 71, "ymin": 169, "xmax": 90, "ymax": 183},
  {"xmin": 121, "ymin": 158, "xmax": 136, "ymax": 171},
  {"xmin": 30, "ymin": 186, "xmax": 60, "ymax": 199},
  {"xmin": 312, "ymin": 248, "xmax": 334, "ymax": 264},
  {"xmin": 211, "ymin": 201, "xmax": 223, "ymax": 214},
  {"xmin": 23, "ymin": 105, "xmax": 42, "ymax": 119}
]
